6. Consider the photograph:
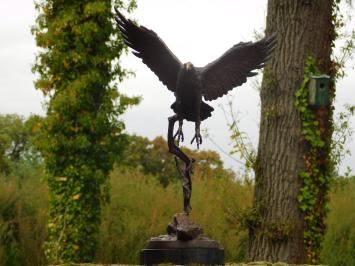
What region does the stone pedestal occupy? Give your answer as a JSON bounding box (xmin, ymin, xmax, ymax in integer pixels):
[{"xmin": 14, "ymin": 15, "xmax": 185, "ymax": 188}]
[
  {"xmin": 140, "ymin": 213, "xmax": 224, "ymax": 265},
  {"xmin": 140, "ymin": 235, "xmax": 224, "ymax": 265}
]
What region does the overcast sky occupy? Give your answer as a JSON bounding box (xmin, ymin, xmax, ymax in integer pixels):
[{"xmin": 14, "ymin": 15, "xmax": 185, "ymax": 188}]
[{"xmin": 0, "ymin": 0, "xmax": 354, "ymax": 175}]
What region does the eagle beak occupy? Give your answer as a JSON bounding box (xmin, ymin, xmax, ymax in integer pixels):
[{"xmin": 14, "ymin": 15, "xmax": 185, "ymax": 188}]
[{"xmin": 185, "ymin": 63, "xmax": 193, "ymax": 71}]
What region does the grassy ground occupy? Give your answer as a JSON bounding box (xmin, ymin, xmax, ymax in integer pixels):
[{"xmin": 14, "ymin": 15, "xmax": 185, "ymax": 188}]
[{"xmin": 53, "ymin": 263, "xmax": 327, "ymax": 266}]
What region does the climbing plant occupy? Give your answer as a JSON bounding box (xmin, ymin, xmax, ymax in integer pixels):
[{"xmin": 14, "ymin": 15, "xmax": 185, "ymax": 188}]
[
  {"xmin": 331, "ymin": 104, "xmax": 355, "ymax": 175},
  {"xmin": 32, "ymin": 0, "xmax": 138, "ymax": 263},
  {"xmin": 331, "ymin": 0, "xmax": 355, "ymax": 81},
  {"xmin": 295, "ymin": 1, "xmax": 355, "ymax": 263},
  {"xmin": 225, "ymin": 99, "xmax": 256, "ymax": 174},
  {"xmin": 295, "ymin": 56, "xmax": 331, "ymax": 263}
]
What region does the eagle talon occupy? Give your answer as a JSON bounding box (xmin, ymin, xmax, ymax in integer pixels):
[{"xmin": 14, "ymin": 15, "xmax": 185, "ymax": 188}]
[
  {"xmin": 190, "ymin": 123, "xmax": 202, "ymax": 149},
  {"xmin": 173, "ymin": 119, "xmax": 184, "ymax": 145},
  {"xmin": 173, "ymin": 129, "xmax": 184, "ymax": 145},
  {"xmin": 190, "ymin": 134, "xmax": 202, "ymax": 149}
]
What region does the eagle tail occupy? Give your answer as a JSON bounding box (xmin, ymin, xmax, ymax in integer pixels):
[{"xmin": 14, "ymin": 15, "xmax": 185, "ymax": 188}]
[
  {"xmin": 170, "ymin": 101, "xmax": 214, "ymax": 122},
  {"xmin": 200, "ymin": 101, "xmax": 214, "ymax": 121}
]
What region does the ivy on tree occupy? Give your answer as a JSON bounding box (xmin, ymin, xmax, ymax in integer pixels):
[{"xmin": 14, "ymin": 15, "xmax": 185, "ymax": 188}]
[
  {"xmin": 32, "ymin": 0, "xmax": 138, "ymax": 263},
  {"xmin": 295, "ymin": 56, "xmax": 330, "ymax": 263}
]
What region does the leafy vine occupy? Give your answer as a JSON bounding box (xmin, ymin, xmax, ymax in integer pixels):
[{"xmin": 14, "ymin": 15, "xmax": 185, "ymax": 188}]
[
  {"xmin": 32, "ymin": 0, "xmax": 139, "ymax": 263},
  {"xmin": 295, "ymin": 56, "xmax": 332, "ymax": 264},
  {"xmin": 295, "ymin": 0, "xmax": 355, "ymax": 262}
]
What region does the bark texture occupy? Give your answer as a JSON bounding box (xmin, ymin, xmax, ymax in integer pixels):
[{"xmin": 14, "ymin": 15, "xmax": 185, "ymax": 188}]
[{"xmin": 249, "ymin": 0, "xmax": 333, "ymax": 263}]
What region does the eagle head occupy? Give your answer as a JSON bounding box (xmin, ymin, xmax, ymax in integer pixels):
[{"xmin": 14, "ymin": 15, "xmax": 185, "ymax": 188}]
[{"xmin": 184, "ymin": 62, "xmax": 194, "ymax": 71}]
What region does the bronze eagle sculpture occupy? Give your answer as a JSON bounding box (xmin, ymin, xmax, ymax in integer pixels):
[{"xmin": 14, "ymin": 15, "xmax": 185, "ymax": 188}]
[
  {"xmin": 114, "ymin": 7, "xmax": 276, "ymax": 213},
  {"xmin": 114, "ymin": 8, "xmax": 276, "ymax": 148}
]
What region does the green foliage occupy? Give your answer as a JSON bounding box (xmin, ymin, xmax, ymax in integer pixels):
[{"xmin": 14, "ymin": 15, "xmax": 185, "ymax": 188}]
[
  {"xmin": 120, "ymin": 135, "xmax": 235, "ymax": 186},
  {"xmin": 0, "ymin": 162, "xmax": 249, "ymax": 265},
  {"xmin": 331, "ymin": 0, "xmax": 355, "ymax": 80},
  {"xmin": 294, "ymin": 1, "xmax": 355, "ymax": 262},
  {"xmin": 119, "ymin": 135, "xmax": 180, "ymax": 186},
  {"xmin": 32, "ymin": 0, "xmax": 138, "ymax": 263},
  {"xmin": 0, "ymin": 166, "xmax": 48, "ymax": 266},
  {"xmin": 0, "ymin": 115, "xmax": 28, "ymax": 162},
  {"xmin": 321, "ymin": 177, "xmax": 355, "ymax": 266},
  {"xmin": 295, "ymin": 56, "xmax": 333, "ymax": 263},
  {"xmin": 47, "ymin": 264, "xmax": 327, "ymax": 266},
  {"xmin": 331, "ymin": 104, "xmax": 355, "ymax": 174},
  {"xmin": 97, "ymin": 166, "xmax": 249, "ymax": 264},
  {"xmin": 1, "ymin": 161, "xmax": 355, "ymax": 265},
  {"xmin": 0, "ymin": 114, "xmax": 40, "ymax": 176},
  {"xmin": 221, "ymin": 98, "xmax": 256, "ymax": 175}
]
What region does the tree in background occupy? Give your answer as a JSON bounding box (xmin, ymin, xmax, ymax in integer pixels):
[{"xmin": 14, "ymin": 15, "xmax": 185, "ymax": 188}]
[
  {"xmin": 249, "ymin": 0, "xmax": 339, "ymax": 263},
  {"xmin": 0, "ymin": 115, "xmax": 41, "ymax": 176},
  {"xmin": 121, "ymin": 135, "xmax": 235, "ymax": 186},
  {"xmin": 32, "ymin": 0, "xmax": 138, "ymax": 263}
]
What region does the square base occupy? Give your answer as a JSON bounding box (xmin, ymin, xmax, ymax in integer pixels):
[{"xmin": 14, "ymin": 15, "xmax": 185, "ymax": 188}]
[{"xmin": 140, "ymin": 247, "xmax": 224, "ymax": 265}]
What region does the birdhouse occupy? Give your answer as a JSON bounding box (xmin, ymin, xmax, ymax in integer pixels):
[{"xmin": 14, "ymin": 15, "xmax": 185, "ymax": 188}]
[{"xmin": 308, "ymin": 75, "xmax": 331, "ymax": 106}]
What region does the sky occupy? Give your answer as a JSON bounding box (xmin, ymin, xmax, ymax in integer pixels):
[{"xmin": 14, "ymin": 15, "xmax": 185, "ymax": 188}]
[{"xmin": 0, "ymin": 0, "xmax": 354, "ymax": 175}]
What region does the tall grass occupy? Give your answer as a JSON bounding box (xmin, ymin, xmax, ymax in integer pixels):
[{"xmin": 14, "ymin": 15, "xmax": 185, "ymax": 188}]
[
  {"xmin": 0, "ymin": 167, "xmax": 47, "ymax": 266},
  {"xmin": 321, "ymin": 177, "xmax": 355, "ymax": 266},
  {"xmin": 96, "ymin": 167, "xmax": 251, "ymax": 264},
  {"xmin": 1, "ymin": 164, "xmax": 354, "ymax": 265}
]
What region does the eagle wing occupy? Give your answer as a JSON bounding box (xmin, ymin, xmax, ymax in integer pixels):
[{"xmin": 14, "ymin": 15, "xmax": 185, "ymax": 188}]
[
  {"xmin": 114, "ymin": 7, "xmax": 182, "ymax": 92},
  {"xmin": 199, "ymin": 34, "xmax": 277, "ymax": 101}
]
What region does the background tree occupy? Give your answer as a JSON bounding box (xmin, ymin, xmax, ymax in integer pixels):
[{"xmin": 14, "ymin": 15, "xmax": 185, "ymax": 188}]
[
  {"xmin": 249, "ymin": 0, "xmax": 336, "ymax": 263},
  {"xmin": 0, "ymin": 114, "xmax": 41, "ymax": 176},
  {"xmin": 32, "ymin": 0, "xmax": 138, "ymax": 263},
  {"xmin": 120, "ymin": 135, "xmax": 235, "ymax": 186}
]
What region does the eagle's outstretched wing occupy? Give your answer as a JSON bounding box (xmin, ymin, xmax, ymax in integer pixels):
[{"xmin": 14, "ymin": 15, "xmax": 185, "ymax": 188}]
[
  {"xmin": 198, "ymin": 34, "xmax": 277, "ymax": 101},
  {"xmin": 114, "ymin": 7, "xmax": 182, "ymax": 92}
]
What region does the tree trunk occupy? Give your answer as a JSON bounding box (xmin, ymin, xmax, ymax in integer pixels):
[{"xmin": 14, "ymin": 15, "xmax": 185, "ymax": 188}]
[{"xmin": 249, "ymin": 0, "xmax": 333, "ymax": 263}]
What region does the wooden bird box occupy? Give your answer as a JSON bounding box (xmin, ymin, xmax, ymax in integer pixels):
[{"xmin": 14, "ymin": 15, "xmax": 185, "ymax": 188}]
[{"xmin": 308, "ymin": 75, "xmax": 331, "ymax": 106}]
